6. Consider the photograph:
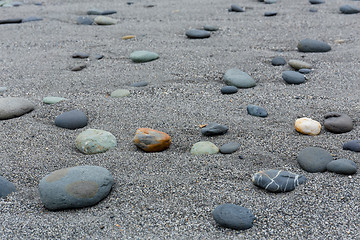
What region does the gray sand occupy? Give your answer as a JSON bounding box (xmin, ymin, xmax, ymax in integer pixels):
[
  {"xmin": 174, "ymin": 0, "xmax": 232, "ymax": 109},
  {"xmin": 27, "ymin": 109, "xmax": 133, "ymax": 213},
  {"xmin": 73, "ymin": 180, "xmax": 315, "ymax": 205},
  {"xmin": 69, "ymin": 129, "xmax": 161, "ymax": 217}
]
[{"xmin": 1, "ymin": 0, "xmax": 360, "ymax": 239}]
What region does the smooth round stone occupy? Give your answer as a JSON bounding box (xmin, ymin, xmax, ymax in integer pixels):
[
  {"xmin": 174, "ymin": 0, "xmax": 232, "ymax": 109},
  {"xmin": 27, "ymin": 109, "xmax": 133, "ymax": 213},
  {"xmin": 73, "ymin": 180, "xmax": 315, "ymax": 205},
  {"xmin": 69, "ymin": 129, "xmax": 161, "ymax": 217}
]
[
  {"xmin": 55, "ymin": 110, "xmax": 88, "ymax": 130},
  {"xmin": 324, "ymin": 112, "xmax": 353, "ymax": 134},
  {"xmin": 212, "ymin": 204, "xmax": 255, "ymax": 230},
  {"xmin": 0, "ymin": 87, "xmax": 7, "ymax": 92},
  {"xmin": 309, "ymin": 0, "xmax": 324, "ymax": 4},
  {"xmin": 327, "ymin": 159, "xmax": 357, "ymax": 175},
  {"xmin": 38, "ymin": 166, "xmax": 114, "ymax": 210},
  {"xmin": 134, "ymin": 128, "xmax": 171, "ymax": 152},
  {"xmin": 190, "ymin": 141, "xmax": 219, "ymax": 155},
  {"xmin": 224, "ymin": 69, "xmax": 256, "ymax": 88},
  {"xmin": 271, "ymin": 56, "xmax": 286, "ymax": 66},
  {"xmin": 77, "ymin": 16, "xmax": 94, "ymax": 25},
  {"xmin": 72, "ymin": 52, "xmax": 89, "ymax": 59},
  {"xmin": 297, "ymin": 38, "xmax": 331, "ymax": 52},
  {"xmin": 94, "ymin": 16, "xmax": 116, "ymax": 25},
  {"xmin": 130, "ymin": 51, "xmax": 159, "ymax": 63},
  {"xmin": 130, "ymin": 81, "xmax": 148, "ymax": 87},
  {"xmin": 87, "ymin": 9, "xmax": 103, "ymax": 15},
  {"xmin": 22, "ymin": 16, "xmax": 43, "ymax": 23},
  {"xmin": 343, "ymin": 140, "xmax": 360, "ymax": 152},
  {"xmin": 229, "ymin": 4, "xmax": 245, "ymax": 12},
  {"xmin": 309, "ymin": 8, "xmax": 318, "ymax": 12},
  {"xmin": 71, "ymin": 64, "xmax": 87, "ymax": 71},
  {"xmin": 252, "ymin": 169, "xmax": 306, "ymax": 192},
  {"xmin": 297, "ymin": 147, "xmax": 333, "ymax": 173},
  {"xmin": 75, "ymin": 129, "xmax": 117, "ymax": 154},
  {"xmin": 201, "ymin": 123, "xmax": 228, "ymax": 136},
  {"xmin": 247, "ymin": 105, "xmax": 268, "ymax": 117},
  {"xmin": 185, "ymin": 29, "xmax": 211, "ymax": 39},
  {"xmin": 219, "ymin": 142, "xmax": 240, "ymax": 154},
  {"xmin": 43, "ymin": 97, "xmax": 67, "ymax": 104},
  {"xmin": 340, "ymin": 5, "xmax": 360, "ymax": 14},
  {"xmin": 299, "ymin": 68, "xmax": 312, "ymax": 74},
  {"xmin": 203, "ymin": 25, "xmax": 219, "ymax": 31},
  {"xmin": 0, "ymin": 176, "xmax": 16, "ymax": 198},
  {"xmin": 221, "ymin": 86, "xmax": 238, "ymax": 94},
  {"xmin": 0, "ymin": 18, "xmax": 22, "ymax": 24},
  {"xmin": 0, "ymin": 97, "xmax": 35, "ymax": 120},
  {"xmin": 264, "ymin": 11, "xmax": 277, "ymax": 16},
  {"xmin": 111, "ymin": 89, "xmax": 130, "ymax": 98},
  {"xmin": 295, "ymin": 117, "xmax": 321, "ymax": 135},
  {"xmin": 288, "ymin": 59, "xmax": 312, "ymax": 70},
  {"xmin": 282, "ymin": 71, "xmax": 305, "ymax": 84}
]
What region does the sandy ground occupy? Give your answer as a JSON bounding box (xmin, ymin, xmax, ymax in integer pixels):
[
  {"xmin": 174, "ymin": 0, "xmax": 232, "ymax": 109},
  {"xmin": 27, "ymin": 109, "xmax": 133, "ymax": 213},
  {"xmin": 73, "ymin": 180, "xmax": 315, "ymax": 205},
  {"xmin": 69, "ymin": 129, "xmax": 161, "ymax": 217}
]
[{"xmin": 0, "ymin": 0, "xmax": 360, "ymax": 239}]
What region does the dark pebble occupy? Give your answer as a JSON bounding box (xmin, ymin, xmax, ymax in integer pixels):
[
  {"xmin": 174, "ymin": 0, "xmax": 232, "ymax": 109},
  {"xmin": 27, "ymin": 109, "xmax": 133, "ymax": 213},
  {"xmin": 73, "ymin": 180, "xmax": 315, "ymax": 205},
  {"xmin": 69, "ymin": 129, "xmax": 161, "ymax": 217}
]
[
  {"xmin": 299, "ymin": 68, "xmax": 311, "ymax": 74},
  {"xmin": 282, "ymin": 71, "xmax": 305, "ymax": 84},
  {"xmin": 229, "ymin": 4, "xmax": 245, "ymax": 12},
  {"xmin": 343, "ymin": 140, "xmax": 360, "ymax": 152},
  {"xmin": 271, "ymin": 56, "xmax": 286, "ymax": 66},
  {"xmin": 77, "ymin": 16, "xmax": 94, "ymax": 25},
  {"xmin": 0, "ymin": 18, "xmax": 22, "ymax": 24},
  {"xmin": 0, "ymin": 176, "xmax": 16, "ymax": 198},
  {"xmin": 94, "ymin": 54, "xmax": 104, "ymax": 60},
  {"xmin": 130, "ymin": 81, "xmax": 149, "ymax": 87},
  {"xmin": 201, "ymin": 123, "xmax": 228, "ymax": 136},
  {"xmin": 185, "ymin": 29, "xmax": 211, "ymax": 39},
  {"xmin": 213, "ymin": 204, "xmax": 255, "ymax": 230},
  {"xmin": 203, "ymin": 25, "xmax": 219, "ymax": 31},
  {"xmin": 340, "ymin": 5, "xmax": 360, "ymax": 14},
  {"xmin": 221, "ymin": 86, "xmax": 238, "ymax": 94},
  {"xmin": 71, "ymin": 64, "xmax": 87, "ymax": 71},
  {"xmin": 219, "ymin": 142, "xmax": 240, "ymax": 154},
  {"xmin": 309, "ymin": 0, "xmax": 325, "ymax": 4},
  {"xmin": 247, "ymin": 105, "xmax": 268, "ymax": 117},
  {"xmin": 297, "ymin": 38, "xmax": 331, "ymax": 52},
  {"xmin": 101, "ymin": 10, "xmax": 117, "ymax": 15},
  {"xmin": 327, "ymin": 159, "xmax": 357, "ymax": 175},
  {"xmin": 264, "ymin": 11, "xmax": 277, "ymax": 16},
  {"xmin": 324, "ymin": 112, "xmax": 353, "ymax": 134},
  {"xmin": 55, "ymin": 110, "xmax": 88, "ymax": 130},
  {"xmin": 309, "ymin": 8, "xmax": 318, "ymax": 12},
  {"xmin": 72, "ymin": 53, "xmax": 90, "ymax": 59}
]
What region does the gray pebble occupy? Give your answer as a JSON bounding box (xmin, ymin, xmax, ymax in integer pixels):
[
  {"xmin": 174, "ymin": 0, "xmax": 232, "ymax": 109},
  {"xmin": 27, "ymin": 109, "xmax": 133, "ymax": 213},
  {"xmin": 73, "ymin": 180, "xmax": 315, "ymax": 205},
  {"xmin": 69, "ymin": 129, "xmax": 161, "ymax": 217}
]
[
  {"xmin": 271, "ymin": 56, "xmax": 286, "ymax": 66},
  {"xmin": 0, "ymin": 97, "xmax": 35, "ymax": 120},
  {"xmin": 264, "ymin": 11, "xmax": 277, "ymax": 16},
  {"xmin": 219, "ymin": 142, "xmax": 240, "ymax": 154},
  {"xmin": 324, "ymin": 112, "xmax": 353, "ymax": 134},
  {"xmin": 185, "ymin": 29, "xmax": 211, "ymax": 39},
  {"xmin": 131, "ymin": 81, "xmax": 149, "ymax": 87},
  {"xmin": 282, "ymin": 71, "xmax": 305, "ymax": 84},
  {"xmin": 224, "ymin": 69, "xmax": 256, "ymax": 88},
  {"xmin": 297, "ymin": 147, "xmax": 333, "ymax": 173},
  {"xmin": 247, "ymin": 105, "xmax": 268, "ymax": 117},
  {"xmin": 22, "ymin": 16, "xmax": 43, "ymax": 23},
  {"xmin": 343, "ymin": 140, "xmax": 360, "ymax": 152},
  {"xmin": 71, "ymin": 64, "xmax": 87, "ymax": 71},
  {"xmin": 220, "ymin": 86, "xmax": 238, "ymax": 94},
  {"xmin": 229, "ymin": 4, "xmax": 245, "ymax": 12},
  {"xmin": 72, "ymin": 52, "xmax": 90, "ymax": 59},
  {"xmin": 55, "ymin": 110, "xmax": 88, "ymax": 130},
  {"xmin": 203, "ymin": 25, "xmax": 219, "ymax": 31},
  {"xmin": 213, "ymin": 204, "xmax": 255, "ymax": 230},
  {"xmin": 299, "ymin": 69, "xmax": 311, "ymax": 74},
  {"xmin": 327, "ymin": 159, "xmax": 357, "ymax": 175},
  {"xmin": 0, "ymin": 176, "xmax": 16, "ymax": 198},
  {"xmin": 340, "ymin": 5, "xmax": 360, "ymax": 14},
  {"xmin": 297, "ymin": 38, "xmax": 331, "ymax": 52},
  {"xmin": 77, "ymin": 16, "xmax": 94, "ymax": 25},
  {"xmin": 309, "ymin": 0, "xmax": 324, "ymax": 4},
  {"xmin": 201, "ymin": 123, "xmax": 228, "ymax": 136}
]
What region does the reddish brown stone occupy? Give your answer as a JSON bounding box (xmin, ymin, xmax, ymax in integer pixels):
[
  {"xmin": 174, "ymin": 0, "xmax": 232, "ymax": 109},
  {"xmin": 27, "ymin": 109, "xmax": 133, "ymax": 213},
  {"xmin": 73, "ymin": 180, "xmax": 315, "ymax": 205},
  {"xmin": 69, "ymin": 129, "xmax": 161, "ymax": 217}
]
[{"xmin": 133, "ymin": 128, "xmax": 171, "ymax": 152}]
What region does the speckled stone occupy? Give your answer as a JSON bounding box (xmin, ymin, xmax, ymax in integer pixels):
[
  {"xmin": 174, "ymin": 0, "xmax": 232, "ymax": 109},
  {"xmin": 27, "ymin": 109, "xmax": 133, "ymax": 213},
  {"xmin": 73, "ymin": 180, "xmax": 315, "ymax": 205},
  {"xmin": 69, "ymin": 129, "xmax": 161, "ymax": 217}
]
[
  {"xmin": 134, "ymin": 128, "xmax": 171, "ymax": 152},
  {"xmin": 271, "ymin": 56, "xmax": 286, "ymax": 66},
  {"xmin": 213, "ymin": 204, "xmax": 255, "ymax": 230},
  {"xmin": 190, "ymin": 141, "xmax": 219, "ymax": 155},
  {"xmin": 185, "ymin": 29, "xmax": 211, "ymax": 39},
  {"xmin": 224, "ymin": 69, "xmax": 256, "ymax": 88},
  {"xmin": 75, "ymin": 129, "xmax": 117, "ymax": 154},
  {"xmin": 221, "ymin": 86, "xmax": 238, "ymax": 94},
  {"xmin": 38, "ymin": 166, "xmax": 114, "ymax": 210},
  {"xmin": 111, "ymin": 89, "xmax": 130, "ymax": 98},
  {"xmin": 0, "ymin": 97, "xmax": 35, "ymax": 120},
  {"xmin": 252, "ymin": 169, "xmax": 306, "ymax": 192},
  {"xmin": 247, "ymin": 105, "xmax": 268, "ymax": 117},
  {"xmin": 219, "ymin": 142, "xmax": 240, "ymax": 154},
  {"xmin": 297, "ymin": 38, "xmax": 331, "ymax": 52},
  {"xmin": 55, "ymin": 110, "xmax": 88, "ymax": 130},
  {"xmin": 201, "ymin": 123, "xmax": 228, "ymax": 136},
  {"xmin": 43, "ymin": 97, "xmax": 67, "ymax": 104},
  {"xmin": 324, "ymin": 112, "xmax": 353, "ymax": 134},
  {"xmin": 297, "ymin": 147, "xmax": 333, "ymax": 173},
  {"xmin": 288, "ymin": 59, "xmax": 312, "ymax": 70},
  {"xmin": 327, "ymin": 159, "xmax": 357, "ymax": 175},
  {"xmin": 340, "ymin": 5, "xmax": 360, "ymax": 14},
  {"xmin": 282, "ymin": 71, "xmax": 305, "ymax": 84},
  {"xmin": 343, "ymin": 140, "xmax": 360, "ymax": 152},
  {"xmin": 130, "ymin": 51, "xmax": 159, "ymax": 63},
  {"xmin": 0, "ymin": 176, "xmax": 16, "ymax": 198}
]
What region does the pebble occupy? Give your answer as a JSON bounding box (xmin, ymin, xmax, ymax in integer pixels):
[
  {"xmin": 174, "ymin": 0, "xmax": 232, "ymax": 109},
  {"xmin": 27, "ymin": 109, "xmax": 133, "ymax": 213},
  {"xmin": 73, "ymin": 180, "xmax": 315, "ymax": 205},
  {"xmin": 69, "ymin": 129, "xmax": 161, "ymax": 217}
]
[
  {"xmin": 77, "ymin": 16, "xmax": 94, "ymax": 25},
  {"xmin": 282, "ymin": 71, "xmax": 305, "ymax": 84},
  {"xmin": 185, "ymin": 29, "xmax": 211, "ymax": 39},
  {"xmin": 130, "ymin": 81, "xmax": 148, "ymax": 87},
  {"xmin": 327, "ymin": 159, "xmax": 357, "ymax": 175},
  {"xmin": 343, "ymin": 140, "xmax": 360, "ymax": 152},
  {"xmin": 75, "ymin": 129, "xmax": 117, "ymax": 154},
  {"xmin": 55, "ymin": 110, "xmax": 88, "ymax": 130},
  {"xmin": 299, "ymin": 68, "xmax": 312, "ymax": 74},
  {"xmin": 288, "ymin": 59, "xmax": 312, "ymax": 70},
  {"xmin": 43, "ymin": 97, "xmax": 67, "ymax": 104},
  {"xmin": 87, "ymin": 9, "xmax": 103, "ymax": 15},
  {"xmin": 252, "ymin": 169, "xmax": 306, "ymax": 192},
  {"xmin": 271, "ymin": 56, "xmax": 286, "ymax": 66},
  {"xmin": 224, "ymin": 69, "xmax": 256, "ymax": 88},
  {"xmin": 309, "ymin": 8, "xmax": 318, "ymax": 12},
  {"xmin": 94, "ymin": 54, "xmax": 104, "ymax": 60},
  {"xmin": 201, "ymin": 123, "xmax": 229, "ymax": 136},
  {"xmin": 94, "ymin": 16, "xmax": 117, "ymax": 25},
  {"xmin": 133, "ymin": 128, "xmax": 171, "ymax": 152},
  {"xmin": 340, "ymin": 5, "xmax": 360, "ymax": 14},
  {"xmin": 229, "ymin": 4, "xmax": 245, "ymax": 12},
  {"xmin": 297, "ymin": 38, "xmax": 331, "ymax": 52},
  {"xmin": 297, "ymin": 147, "xmax": 333, "ymax": 173},
  {"xmin": 0, "ymin": 97, "xmax": 35, "ymax": 120},
  {"xmin": 323, "ymin": 112, "xmax": 353, "ymax": 134},
  {"xmin": 212, "ymin": 204, "xmax": 255, "ymax": 230},
  {"xmin": 190, "ymin": 141, "xmax": 219, "ymax": 155},
  {"xmin": 0, "ymin": 18, "xmax": 22, "ymax": 24},
  {"xmin": 247, "ymin": 105, "xmax": 268, "ymax": 117},
  {"xmin": 264, "ymin": 0, "xmax": 277, "ymax": 3},
  {"xmin": 71, "ymin": 64, "xmax": 87, "ymax": 71},
  {"xmin": 219, "ymin": 142, "xmax": 240, "ymax": 154},
  {"xmin": 203, "ymin": 25, "xmax": 219, "ymax": 31},
  {"xmin": 264, "ymin": 11, "xmax": 277, "ymax": 16},
  {"xmin": 72, "ymin": 52, "xmax": 89, "ymax": 59},
  {"xmin": 22, "ymin": 16, "xmax": 43, "ymax": 23},
  {"xmin": 0, "ymin": 87, "xmax": 7, "ymax": 92},
  {"xmin": 110, "ymin": 89, "xmax": 130, "ymax": 98},
  {"xmin": 122, "ymin": 35, "xmax": 136, "ymax": 40},
  {"xmin": 38, "ymin": 166, "xmax": 114, "ymax": 210},
  {"xmin": 220, "ymin": 86, "xmax": 238, "ymax": 94},
  {"xmin": 101, "ymin": 10, "xmax": 117, "ymax": 15},
  {"xmin": 309, "ymin": 0, "xmax": 324, "ymax": 4},
  {"xmin": 0, "ymin": 176, "xmax": 16, "ymax": 198},
  {"xmin": 295, "ymin": 117, "xmax": 321, "ymax": 135},
  {"xmin": 130, "ymin": 51, "xmax": 159, "ymax": 63}
]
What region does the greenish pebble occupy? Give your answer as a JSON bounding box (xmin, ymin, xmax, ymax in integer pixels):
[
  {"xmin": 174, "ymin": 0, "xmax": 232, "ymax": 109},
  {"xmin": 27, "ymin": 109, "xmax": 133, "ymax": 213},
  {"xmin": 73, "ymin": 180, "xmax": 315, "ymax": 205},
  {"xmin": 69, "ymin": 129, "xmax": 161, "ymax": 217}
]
[
  {"xmin": 43, "ymin": 97, "xmax": 67, "ymax": 104},
  {"xmin": 110, "ymin": 89, "xmax": 130, "ymax": 98},
  {"xmin": 204, "ymin": 25, "xmax": 219, "ymax": 31},
  {"xmin": 191, "ymin": 141, "xmax": 219, "ymax": 155},
  {"xmin": 94, "ymin": 16, "xmax": 116, "ymax": 25},
  {"xmin": 75, "ymin": 129, "xmax": 117, "ymax": 154},
  {"xmin": 130, "ymin": 51, "xmax": 159, "ymax": 63}
]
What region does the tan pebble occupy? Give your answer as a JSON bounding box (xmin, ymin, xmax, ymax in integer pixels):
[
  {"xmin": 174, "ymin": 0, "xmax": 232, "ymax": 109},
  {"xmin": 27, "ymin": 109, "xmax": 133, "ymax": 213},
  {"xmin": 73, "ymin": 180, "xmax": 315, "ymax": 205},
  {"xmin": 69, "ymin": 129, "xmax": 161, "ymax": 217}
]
[
  {"xmin": 295, "ymin": 117, "xmax": 321, "ymax": 135},
  {"xmin": 122, "ymin": 35, "xmax": 136, "ymax": 40}
]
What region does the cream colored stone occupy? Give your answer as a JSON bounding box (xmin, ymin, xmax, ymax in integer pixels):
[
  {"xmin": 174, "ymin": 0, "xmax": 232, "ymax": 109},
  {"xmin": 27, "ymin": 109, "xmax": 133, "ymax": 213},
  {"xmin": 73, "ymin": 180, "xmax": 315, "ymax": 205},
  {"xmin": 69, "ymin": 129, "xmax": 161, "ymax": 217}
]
[{"xmin": 295, "ymin": 117, "xmax": 321, "ymax": 135}]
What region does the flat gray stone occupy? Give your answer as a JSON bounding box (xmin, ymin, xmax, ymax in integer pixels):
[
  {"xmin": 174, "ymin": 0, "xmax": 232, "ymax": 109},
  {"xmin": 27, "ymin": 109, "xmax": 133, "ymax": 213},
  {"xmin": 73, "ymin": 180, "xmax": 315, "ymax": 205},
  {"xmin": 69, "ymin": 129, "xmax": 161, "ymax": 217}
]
[
  {"xmin": 43, "ymin": 97, "xmax": 67, "ymax": 104},
  {"xmin": 213, "ymin": 204, "xmax": 255, "ymax": 230},
  {"xmin": 201, "ymin": 123, "xmax": 228, "ymax": 136},
  {"xmin": 229, "ymin": 4, "xmax": 245, "ymax": 12},
  {"xmin": 282, "ymin": 71, "xmax": 305, "ymax": 84},
  {"xmin": 327, "ymin": 159, "xmax": 357, "ymax": 175},
  {"xmin": 297, "ymin": 147, "xmax": 333, "ymax": 173},
  {"xmin": 219, "ymin": 142, "xmax": 240, "ymax": 154},
  {"xmin": 271, "ymin": 56, "xmax": 286, "ymax": 66},
  {"xmin": 77, "ymin": 16, "xmax": 94, "ymax": 25},
  {"xmin": 224, "ymin": 69, "xmax": 256, "ymax": 88},
  {"xmin": 185, "ymin": 29, "xmax": 211, "ymax": 39},
  {"xmin": 130, "ymin": 51, "xmax": 159, "ymax": 63},
  {"xmin": 221, "ymin": 86, "xmax": 238, "ymax": 94},
  {"xmin": 340, "ymin": 5, "xmax": 360, "ymax": 14},
  {"xmin": 297, "ymin": 38, "xmax": 331, "ymax": 52},
  {"xmin": 343, "ymin": 140, "xmax": 360, "ymax": 152},
  {"xmin": 247, "ymin": 105, "xmax": 268, "ymax": 117},
  {"xmin": 0, "ymin": 97, "xmax": 35, "ymax": 120},
  {"xmin": 0, "ymin": 176, "xmax": 16, "ymax": 198},
  {"xmin": 55, "ymin": 110, "xmax": 88, "ymax": 130}
]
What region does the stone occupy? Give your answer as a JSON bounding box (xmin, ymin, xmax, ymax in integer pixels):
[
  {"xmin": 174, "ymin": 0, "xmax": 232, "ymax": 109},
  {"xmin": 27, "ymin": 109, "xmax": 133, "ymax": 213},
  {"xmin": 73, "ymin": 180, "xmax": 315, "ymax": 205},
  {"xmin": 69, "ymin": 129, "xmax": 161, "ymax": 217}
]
[
  {"xmin": 340, "ymin": 5, "xmax": 360, "ymax": 14},
  {"xmin": 0, "ymin": 87, "xmax": 7, "ymax": 92},
  {"xmin": 87, "ymin": 9, "xmax": 103, "ymax": 15},
  {"xmin": 271, "ymin": 56, "xmax": 286, "ymax": 66},
  {"xmin": 299, "ymin": 69, "xmax": 311, "ymax": 74},
  {"xmin": 110, "ymin": 89, "xmax": 130, "ymax": 98},
  {"xmin": 229, "ymin": 4, "xmax": 245, "ymax": 12},
  {"xmin": 201, "ymin": 123, "xmax": 228, "ymax": 136},
  {"xmin": 288, "ymin": 59, "xmax": 312, "ymax": 70},
  {"xmin": 38, "ymin": 166, "xmax": 114, "ymax": 210},
  {"xmin": 190, "ymin": 141, "xmax": 219, "ymax": 155},
  {"xmin": 309, "ymin": 8, "xmax": 318, "ymax": 12},
  {"xmin": 55, "ymin": 110, "xmax": 88, "ymax": 130},
  {"xmin": 22, "ymin": 16, "xmax": 43, "ymax": 23},
  {"xmin": 75, "ymin": 129, "xmax": 117, "ymax": 154},
  {"xmin": 252, "ymin": 169, "xmax": 306, "ymax": 192},
  {"xmin": 221, "ymin": 86, "xmax": 238, "ymax": 94},
  {"xmin": 0, "ymin": 97, "xmax": 35, "ymax": 120},
  {"xmin": 212, "ymin": 204, "xmax": 255, "ymax": 230},
  {"xmin": 130, "ymin": 51, "xmax": 159, "ymax": 63},
  {"xmin": 130, "ymin": 81, "xmax": 148, "ymax": 87},
  {"xmin": 72, "ymin": 52, "xmax": 89, "ymax": 59},
  {"xmin": 77, "ymin": 16, "xmax": 94, "ymax": 25},
  {"xmin": 247, "ymin": 105, "xmax": 268, "ymax": 117},
  {"xmin": 264, "ymin": 0, "xmax": 277, "ymax": 3},
  {"xmin": 224, "ymin": 69, "xmax": 256, "ymax": 88},
  {"xmin": 94, "ymin": 54, "xmax": 104, "ymax": 60},
  {"xmin": 327, "ymin": 159, "xmax": 357, "ymax": 175},
  {"xmin": 71, "ymin": 64, "xmax": 87, "ymax": 71},
  {"xmin": 122, "ymin": 35, "xmax": 136, "ymax": 40},
  {"xmin": 297, "ymin": 147, "xmax": 333, "ymax": 173},
  {"xmin": 133, "ymin": 128, "xmax": 171, "ymax": 152},
  {"xmin": 343, "ymin": 140, "xmax": 360, "ymax": 152},
  {"xmin": 185, "ymin": 29, "xmax": 211, "ymax": 39},
  {"xmin": 0, "ymin": 176, "xmax": 16, "ymax": 198},
  {"xmin": 219, "ymin": 142, "xmax": 240, "ymax": 154},
  {"xmin": 309, "ymin": 0, "xmax": 324, "ymax": 4},
  {"xmin": 324, "ymin": 112, "xmax": 353, "ymax": 134},
  {"xmin": 264, "ymin": 11, "xmax": 277, "ymax": 16},
  {"xmin": 94, "ymin": 16, "xmax": 117, "ymax": 25},
  {"xmin": 295, "ymin": 117, "xmax": 321, "ymax": 135},
  {"xmin": 297, "ymin": 38, "xmax": 331, "ymax": 52},
  {"xmin": 203, "ymin": 25, "xmax": 219, "ymax": 31},
  {"xmin": 0, "ymin": 18, "xmax": 22, "ymax": 24},
  {"xmin": 43, "ymin": 97, "xmax": 67, "ymax": 104},
  {"xmin": 101, "ymin": 10, "xmax": 117, "ymax": 15},
  {"xmin": 282, "ymin": 71, "xmax": 305, "ymax": 84}
]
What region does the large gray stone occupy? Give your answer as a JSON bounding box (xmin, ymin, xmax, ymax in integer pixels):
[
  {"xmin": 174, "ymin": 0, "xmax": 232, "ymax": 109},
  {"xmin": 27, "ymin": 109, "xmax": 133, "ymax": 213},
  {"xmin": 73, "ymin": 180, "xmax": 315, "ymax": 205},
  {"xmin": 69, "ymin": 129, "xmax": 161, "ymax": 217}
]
[
  {"xmin": 224, "ymin": 69, "xmax": 256, "ymax": 88},
  {"xmin": 0, "ymin": 97, "xmax": 35, "ymax": 120},
  {"xmin": 324, "ymin": 112, "xmax": 353, "ymax": 134},
  {"xmin": 297, "ymin": 147, "xmax": 333, "ymax": 173},
  {"xmin": 213, "ymin": 204, "xmax": 255, "ymax": 230},
  {"xmin": 297, "ymin": 38, "xmax": 331, "ymax": 52}
]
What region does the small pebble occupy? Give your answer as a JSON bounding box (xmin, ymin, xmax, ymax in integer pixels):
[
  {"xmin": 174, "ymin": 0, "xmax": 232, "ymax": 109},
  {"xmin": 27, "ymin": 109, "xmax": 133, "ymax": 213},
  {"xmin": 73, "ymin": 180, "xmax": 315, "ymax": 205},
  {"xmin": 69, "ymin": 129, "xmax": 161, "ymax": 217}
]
[
  {"xmin": 203, "ymin": 25, "xmax": 219, "ymax": 31},
  {"xmin": 297, "ymin": 38, "xmax": 331, "ymax": 52},
  {"xmin": 185, "ymin": 29, "xmax": 211, "ymax": 39},
  {"xmin": 72, "ymin": 53, "xmax": 90, "ymax": 59},
  {"xmin": 271, "ymin": 56, "xmax": 286, "ymax": 66},
  {"xmin": 77, "ymin": 16, "xmax": 94, "ymax": 25},
  {"xmin": 309, "ymin": 8, "xmax": 318, "ymax": 12},
  {"xmin": 75, "ymin": 129, "xmax": 117, "ymax": 154},
  {"xmin": 110, "ymin": 89, "xmax": 130, "ymax": 98},
  {"xmin": 87, "ymin": 9, "xmax": 102, "ymax": 15},
  {"xmin": 0, "ymin": 176, "xmax": 16, "ymax": 198},
  {"xmin": 343, "ymin": 140, "xmax": 360, "ymax": 152},
  {"xmin": 22, "ymin": 16, "xmax": 43, "ymax": 23},
  {"xmin": 309, "ymin": 0, "xmax": 324, "ymax": 4},
  {"xmin": 264, "ymin": 0, "xmax": 277, "ymax": 3},
  {"xmin": 130, "ymin": 81, "xmax": 148, "ymax": 87},
  {"xmin": 201, "ymin": 123, "xmax": 228, "ymax": 136},
  {"xmin": 101, "ymin": 10, "xmax": 117, "ymax": 15},
  {"xmin": 190, "ymin": 141, "xmax": 219, "ymax": 155},
  {"xmin": 340, "ymin": 5, "xmax": 360, "ymax": 14},
  {"xmin": 94, "ymin": 54, "xmax": 104, "ymax": 60},
  {"xmin": 43, "ymin": 97, "xmax": 67, "ymax": 104},
  {"xmin": 212, "ymin": 204, "xmax": 255, "ymax": 230},
  {"xmin": 288, "ymin": 59, "xmax": 312, "ymax": 70},
  {"xmin": 224, "ymin": 69, "xmax": 256, "ymax": 88},
  {"xmin": 327, "ymin": 159, "xmax": 357, "ymax": 175},
  {"xmin": 229, "ymin": 4, "xmax": 245, "ymax": 12},
  {"xmin": 71, "ymin": 64, "xmax": 87, "ymax": 71},
  {"xmin": 55, "ymin": 110, "xmax": 88, "ymax": 130},
  {"xmin": 295, "ymin": 117, "xmax": 321, "ymax": 135},
  {"xmin": 220, "ymin": 86, "xmax": 238, "ymax": 94},
  {"xmin": 282, "ymin": 71, "xmax": 305, "ymax": 84},
  {"xmin": 219, "ymin": 142, "xmax": 240, "ymax": 154},
  {"xmin": 94, "ymin": 16, "xmax": 117, "ymax": 25},
  {"xmin": 299, "ymin": 69, "xmax": 311, "ymax": 74},
  {"xmin": 247, "ymin": 105, "xmax": 268, "ymax": 117},
  {"xmin": 130, "ymin": 51, "xmax": 159, "ymax": 63},
  {"xmin": 264, "ymin": 11, "xmax": 277, "ymax": 16}
]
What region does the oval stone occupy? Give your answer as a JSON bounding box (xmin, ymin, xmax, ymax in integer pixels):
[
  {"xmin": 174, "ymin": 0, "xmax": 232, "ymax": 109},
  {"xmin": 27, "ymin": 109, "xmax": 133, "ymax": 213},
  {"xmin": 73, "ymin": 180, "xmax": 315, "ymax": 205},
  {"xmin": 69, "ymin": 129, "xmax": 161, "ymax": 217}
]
[
  {"xmin": 134, "ymin": 128, "xmax": 171, "ymax": 152},
  {"xmin": 94, "ymin": 16, "xmax": 116, "ymax": 25},
  {"xmin": 309, "ymin": 0, "xmax": 325, "ymax": 4},
  {"xmin": 324, "ymin": 112, "xmax": 353, "ymax": 134},
  {"xmin": 221, "ymin": 86, "xmax": 238, "ymax": 94},
  {"xmin": 213, "ymin": 204, "xmax": 255, "ymax": 230},
  {"xmin": 0, "ymin": 97, "xmax": 35, "ymax": 120},
  {"xmin": 297, "ymin": 38, "xmax": 331, "ymax": 52},
  {"xmin": 247, "ymin": 105, "xmax": 268, "ymax": 117},
  {"xmin": 327, "ymin": 159, "xmax": 357, "ymax": 175},
  {"xmin": 190, "ymin": 141, "xmax": 219, "ymax": 155},
  {"xmin": 229, "ymin": 4, "xmax": 245, "ymax": 12},
  {"xmin": 264, "ymin": 11, "xmax": 277, "ymax": 16},
  {"xmin": 271, "ymin": 56, "xmax": 286, "ymax": 66},
  {"xmin": 43, "ymin": 96, "xmax": 67, "ymax": 104},
  {"xmin": 224, "ymin": 69, "xmax": 256, "ymax": 88},
  {"xmin": 219, "ymin": 142, "xmax": 240, "ymax": 154},
  {"xmin": 343, "ymin": 140, "xmax": 360, "ymax": 152},
  {"xmin": 340, "ymin": 5, "xmax": 360, "ymax": 14},
  {"xmin": 282, "ymin": 71, "xmax": 305, "ymax": 84},
  {"xmin": 77, "ymin": 16, "xmax": 94, "ymax": 25},
  {"xmin": 297, "ymin": 147, "xmax": 333, "ymax": 173},
  {"xmin": 55, "ymin": 110, "xmax": 88, "ymax": 130},
  {"xmin": 288, "ymin": 59, "xmax": 312, "ymax": 70},
  {"xmin": 203, "ymin": 25, "xmax": 219, "ymax": 31},
  {"xmin": 111, "ymin": 89, "xmax": 130, "ymax": 98},
  {"xmin": 0, "ymin": 176, "xmax": 16, "ymax": 198},
  {"xmin": 295, "ymin": 117, "xmax": 321, "ymax": 135},
  {"xmin": 201, "ymin": 123, "xmax": 228, "ymax": 136},
  {"xmin": 75, "ymin": 129, "xmax": 117, "ymax": 154},
  {"xmin": 299, "ymin": 69, "xmax": 311, "ymax": 74},
  {"xmin": 130, "ymin": 81, "xmax": 148, "ymax": 87},
  {"xmin": 38, "ymin": 166, "xmax": 114, "ymax": 210},
  {"xmin": 185, "ymin": 29, "xmax": 211, "ymax": 39},
  {"xmin": 130, "ymin": 51, "xmax": 159, "ymax": 63},
  {"xmin": 22, "ymin": 16, "xmax": 43, "ymax": 23}
]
